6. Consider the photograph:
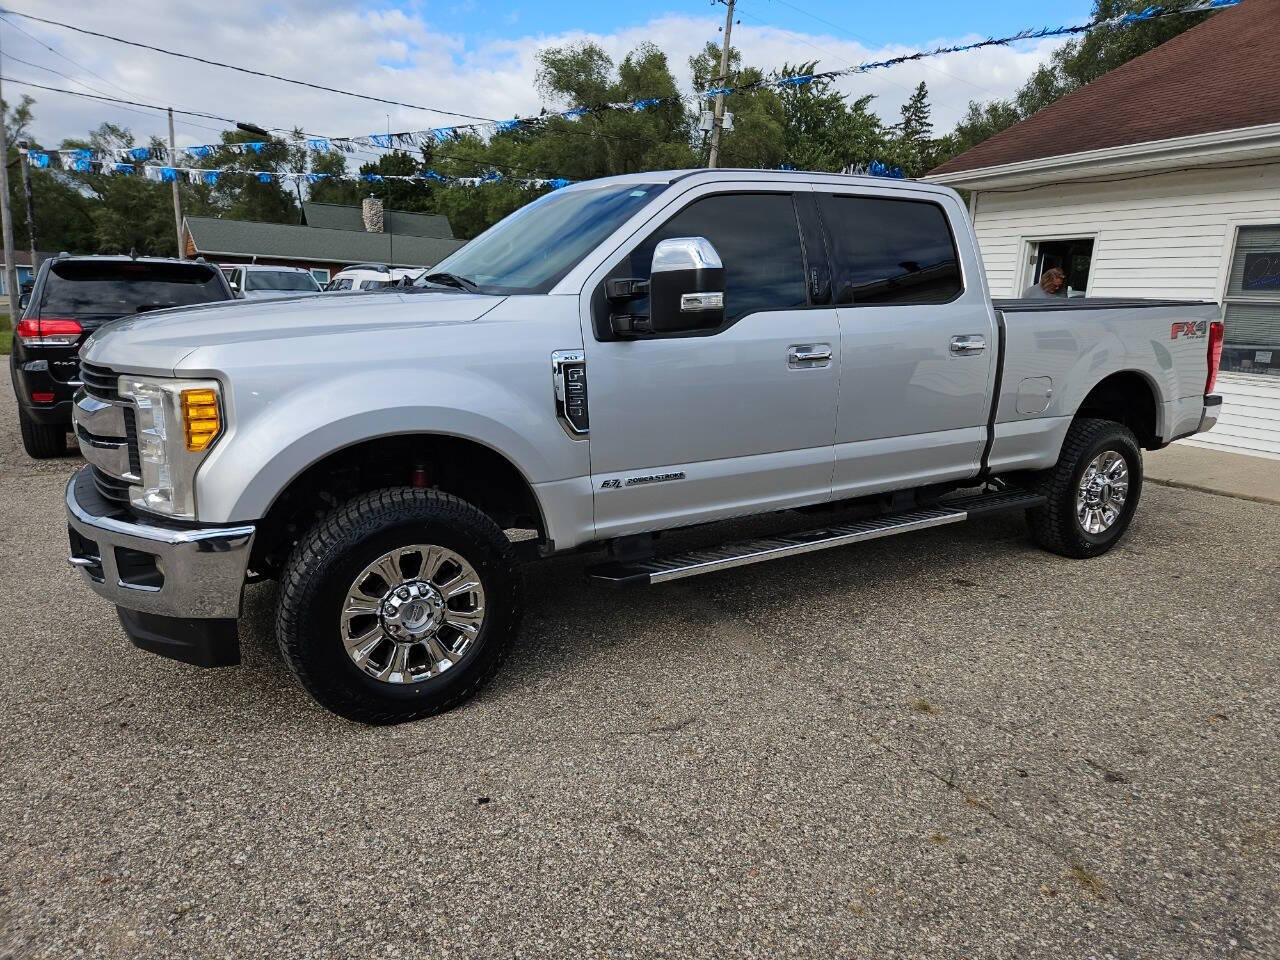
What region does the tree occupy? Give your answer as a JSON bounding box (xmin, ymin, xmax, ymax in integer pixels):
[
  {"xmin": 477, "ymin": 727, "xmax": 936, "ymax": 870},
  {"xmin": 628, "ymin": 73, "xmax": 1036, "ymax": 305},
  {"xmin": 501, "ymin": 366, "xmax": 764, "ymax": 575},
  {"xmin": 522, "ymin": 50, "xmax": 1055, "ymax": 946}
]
[
  {"xmin": 891, "ymin": 82, "xmax": 934, "ymax": 178},
  {"xmin": 772, "ymin": 62, "xmax": 890, "ymax": 172}
]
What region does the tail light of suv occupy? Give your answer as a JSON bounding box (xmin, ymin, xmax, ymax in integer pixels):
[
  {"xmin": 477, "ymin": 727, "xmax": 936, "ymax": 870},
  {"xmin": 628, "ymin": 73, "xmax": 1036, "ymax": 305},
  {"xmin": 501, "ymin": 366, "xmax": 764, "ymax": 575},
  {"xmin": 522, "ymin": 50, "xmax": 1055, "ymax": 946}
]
[
  {"xmin": 1206, "ymin": 319, "xmax": 1224, "ymax": 394},
  {"xmin": 15, "ymin": 316, "xmax": 83, "ymax": 347}
]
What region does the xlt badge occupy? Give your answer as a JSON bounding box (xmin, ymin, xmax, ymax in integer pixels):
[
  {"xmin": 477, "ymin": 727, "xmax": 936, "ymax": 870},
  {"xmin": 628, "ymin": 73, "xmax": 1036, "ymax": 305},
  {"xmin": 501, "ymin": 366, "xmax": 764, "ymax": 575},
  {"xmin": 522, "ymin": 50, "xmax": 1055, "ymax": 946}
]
[{"xmin": 551, "ymin": 350, "xmax": 588, "ymax": 436}]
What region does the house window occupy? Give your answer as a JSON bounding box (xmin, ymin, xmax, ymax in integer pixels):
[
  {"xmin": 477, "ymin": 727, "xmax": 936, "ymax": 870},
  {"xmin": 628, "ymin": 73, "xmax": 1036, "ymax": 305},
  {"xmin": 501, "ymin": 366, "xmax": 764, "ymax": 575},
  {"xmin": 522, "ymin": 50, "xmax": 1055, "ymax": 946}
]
[
  {"xmin": 309, "ymin": 268, "xmax": 331, "ymax": 285},
  {"xmin": 1223, "ymin": 225, "xmax": 1280, "ymax": 376},
  {"xmin": 1028, "ymin": 238, "xmax": 1093, "ymax": 298}
]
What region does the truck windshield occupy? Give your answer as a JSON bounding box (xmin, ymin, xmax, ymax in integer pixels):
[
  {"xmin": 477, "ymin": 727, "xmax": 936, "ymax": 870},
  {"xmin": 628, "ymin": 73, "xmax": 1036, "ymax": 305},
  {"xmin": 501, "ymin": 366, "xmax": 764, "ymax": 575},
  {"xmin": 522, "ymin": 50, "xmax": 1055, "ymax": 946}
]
[{"xmin": 420, "ymin": 181, "xmax": 663, "ymax": 294}]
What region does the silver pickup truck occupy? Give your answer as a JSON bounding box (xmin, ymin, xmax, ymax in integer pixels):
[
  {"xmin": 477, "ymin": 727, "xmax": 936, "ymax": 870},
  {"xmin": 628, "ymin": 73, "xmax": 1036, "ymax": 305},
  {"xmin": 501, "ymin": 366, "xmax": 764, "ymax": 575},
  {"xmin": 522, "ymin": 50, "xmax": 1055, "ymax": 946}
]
[{"xmin": 66, "ymin": 169, "xmax": 1224, "ymax": 723}]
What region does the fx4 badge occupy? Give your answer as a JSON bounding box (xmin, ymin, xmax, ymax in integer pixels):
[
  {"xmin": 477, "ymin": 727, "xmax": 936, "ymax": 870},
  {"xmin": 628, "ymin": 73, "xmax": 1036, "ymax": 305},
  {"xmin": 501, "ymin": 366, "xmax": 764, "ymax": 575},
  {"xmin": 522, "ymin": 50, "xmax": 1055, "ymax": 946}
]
[
  {"xmin": 600, "ymin": 472, "xmax": 686, "ymax": 489},
  {"xmin": 1171, "ymin": 320, "xmax": 1208, "ymax": 340}
]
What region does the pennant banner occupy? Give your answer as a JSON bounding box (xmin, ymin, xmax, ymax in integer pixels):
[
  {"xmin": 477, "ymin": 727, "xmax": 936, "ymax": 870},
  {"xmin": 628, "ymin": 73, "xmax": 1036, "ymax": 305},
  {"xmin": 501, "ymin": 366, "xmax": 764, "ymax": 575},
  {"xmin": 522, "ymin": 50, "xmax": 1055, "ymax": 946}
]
[{"xmin": 20, "ymin": 0, "xmax": 1240, "ymax": 174}]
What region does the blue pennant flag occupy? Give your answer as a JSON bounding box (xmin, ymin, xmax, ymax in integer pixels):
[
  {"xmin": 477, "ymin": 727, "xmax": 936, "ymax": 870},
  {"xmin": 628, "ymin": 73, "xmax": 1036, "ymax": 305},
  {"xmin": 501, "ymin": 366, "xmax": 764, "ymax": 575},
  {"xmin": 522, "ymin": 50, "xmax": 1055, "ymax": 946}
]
[
  {"xmin": 360, "ymin": 173, "xmax": 384, "ymax": 182},
  {"xmin": 258, "ymin": 172, "xmax": 273, "ymax": 183},
  {"xmin": 548, "ymin": 178, "xmax": 572, "ymax": 189},
  {"xmin": 159, "ymin": 167, "xmax": 178, "ymax": 182},
  {"xmin": 307, "ymin": 138, "xmax": 330, "ymax": 152},
  {"xmin": 306, "ymin": 172, "xmax": 330, "ymax": 183},
  {"xmin": 429, "ymin": 128, "xmax": 455, "ymax": 142},
  {"xmin": 562, "ymin": 107, "xmax": 590, "ymax": 120},
  {"xmin": 68, "ymin": 149, "xmax": 93, "ymax": 172},
  {"xmin": 186, "ymin": 145, "xmax": 212, "ymax": 158},
  {"xmin": 128, "ymin": 147, "xmax": 151, "ymax": 162},
  {"xmin": 114, "ymin": 162, "xmax": 134, "ymax": 174},
  {"xmin": 27, "ymin": 150, "xmax": 51, "ymax": 168},
  {"xmin": 633, "ymin": 99, "xmax": 660, "ymax": 111},
  {"xmin": 203, "ymin": 170, "xmax": 220, "ymax": 185},
  {"xmin": 422, "ymin": 170, "xmax": 446, "ymax": 182},
  {"xmin": 370, "ymin": 134, "xmax": 394, "ymax": 148},
  {"xmin": 245, "ymin": 141, "xmax": 267, "ymax": 154},
  {"xmin": 495, "ymin": 119, "xmax": 520, "ymax": 133}
]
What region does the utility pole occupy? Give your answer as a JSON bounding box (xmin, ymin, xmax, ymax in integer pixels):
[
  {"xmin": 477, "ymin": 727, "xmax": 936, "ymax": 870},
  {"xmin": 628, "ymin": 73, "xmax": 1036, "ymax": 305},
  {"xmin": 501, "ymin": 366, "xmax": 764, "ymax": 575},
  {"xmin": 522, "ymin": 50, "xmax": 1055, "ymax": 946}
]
[
  {"xmin": 0, "ymin": 72, "xmax": 20, "ymax": 319},
  {"xmin": 168, "ymin": 108, "xmax": 184, "ymax": 258},
  {"xmin": 707, "ymin": 0, "xmax": 736, "ymax": 169},
  {"xmin": 17, "ymin": 139, "xmax": 38, "ymax": 271}
]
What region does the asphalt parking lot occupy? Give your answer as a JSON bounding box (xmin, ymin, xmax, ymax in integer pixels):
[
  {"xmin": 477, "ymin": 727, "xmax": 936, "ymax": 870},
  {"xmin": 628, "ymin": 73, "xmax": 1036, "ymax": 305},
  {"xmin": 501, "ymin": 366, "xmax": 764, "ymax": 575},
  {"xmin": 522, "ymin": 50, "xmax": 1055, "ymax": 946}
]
[{"xmin": 1, "ymin": 367, "xmax": 1277, "ymax": 960}]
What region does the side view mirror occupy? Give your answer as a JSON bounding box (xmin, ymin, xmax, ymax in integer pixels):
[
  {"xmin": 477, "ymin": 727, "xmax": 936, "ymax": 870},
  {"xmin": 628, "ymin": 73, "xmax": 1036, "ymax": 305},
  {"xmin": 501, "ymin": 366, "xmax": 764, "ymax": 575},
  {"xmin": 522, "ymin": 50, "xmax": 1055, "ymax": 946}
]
[
  {"xmin": 648, "ymin": 237, "xmax": 724, "ymax": 333},
  {"xmin": 607, "ymin": 237, "xmax": 725, "ymax": 337}
]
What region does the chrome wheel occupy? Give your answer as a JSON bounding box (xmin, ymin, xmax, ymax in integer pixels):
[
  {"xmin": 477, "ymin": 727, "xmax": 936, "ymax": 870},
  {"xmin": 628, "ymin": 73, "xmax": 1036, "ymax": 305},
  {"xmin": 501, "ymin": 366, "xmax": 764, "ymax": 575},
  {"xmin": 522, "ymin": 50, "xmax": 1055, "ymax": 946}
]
[
  {"xmin": 1076, "ymin": 450, "xmax": 1130, "ymax": 534},
  {"xmin": 341, "ymin": 544, "xmax": 485, "ymax": 684}
]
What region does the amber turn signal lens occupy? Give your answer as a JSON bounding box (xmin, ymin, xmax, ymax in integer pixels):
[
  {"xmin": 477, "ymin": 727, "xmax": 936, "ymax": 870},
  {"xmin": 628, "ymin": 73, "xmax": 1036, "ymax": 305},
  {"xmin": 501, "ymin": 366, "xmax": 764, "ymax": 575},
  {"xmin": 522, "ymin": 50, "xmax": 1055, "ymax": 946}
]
[{"xmin": 180, "ymin": 388, "xmax": 220, "ymax": 451}]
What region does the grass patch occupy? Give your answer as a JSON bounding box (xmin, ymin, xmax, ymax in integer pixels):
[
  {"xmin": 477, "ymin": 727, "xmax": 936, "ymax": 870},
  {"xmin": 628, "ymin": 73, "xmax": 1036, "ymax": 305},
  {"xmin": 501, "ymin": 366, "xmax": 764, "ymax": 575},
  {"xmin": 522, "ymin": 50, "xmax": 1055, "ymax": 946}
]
[
  {"xmin": 911, "ymin": 698, "xmax": 937, "ymax": 715},
  {"xmin": 1067, "ymin": 862, "xmax": 1106, "ymax": 900},
  {"xmin": 0, "ymin": 314, "xmax": 10, "ymax": 355}
]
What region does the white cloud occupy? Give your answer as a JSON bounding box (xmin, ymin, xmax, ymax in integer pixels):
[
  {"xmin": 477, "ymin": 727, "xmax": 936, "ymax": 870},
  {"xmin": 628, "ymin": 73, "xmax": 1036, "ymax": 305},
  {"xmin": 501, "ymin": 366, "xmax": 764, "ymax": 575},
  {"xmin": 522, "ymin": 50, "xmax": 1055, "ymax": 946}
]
[{"xmin": 6, "ymin": 2, "xmax": 1066, "ymax": 159}]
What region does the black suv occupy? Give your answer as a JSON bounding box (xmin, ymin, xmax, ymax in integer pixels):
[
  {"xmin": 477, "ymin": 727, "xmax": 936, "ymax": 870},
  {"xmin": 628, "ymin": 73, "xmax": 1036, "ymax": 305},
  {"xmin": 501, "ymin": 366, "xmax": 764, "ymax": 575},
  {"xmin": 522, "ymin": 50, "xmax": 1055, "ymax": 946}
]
[{"xmin": 10, "ymin": 255, "xmax": 235, "ymax": 458}]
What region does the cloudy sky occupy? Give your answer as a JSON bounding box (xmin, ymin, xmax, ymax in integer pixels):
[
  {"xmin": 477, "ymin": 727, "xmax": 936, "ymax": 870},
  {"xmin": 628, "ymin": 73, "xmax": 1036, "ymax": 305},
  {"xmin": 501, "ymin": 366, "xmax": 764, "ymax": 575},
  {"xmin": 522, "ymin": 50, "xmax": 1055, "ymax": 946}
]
[{"xmin": 2, "ymin": 0, "xmax": 1091, "ymax": 157}]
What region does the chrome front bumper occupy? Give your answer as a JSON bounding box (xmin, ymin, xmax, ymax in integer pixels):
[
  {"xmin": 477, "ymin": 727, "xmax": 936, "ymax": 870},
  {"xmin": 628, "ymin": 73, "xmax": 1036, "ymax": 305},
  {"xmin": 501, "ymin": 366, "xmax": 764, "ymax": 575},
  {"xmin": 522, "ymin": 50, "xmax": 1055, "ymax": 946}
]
[{"xmin": 66, "ymin": 466, "xmax": 255, "ymax": 621}]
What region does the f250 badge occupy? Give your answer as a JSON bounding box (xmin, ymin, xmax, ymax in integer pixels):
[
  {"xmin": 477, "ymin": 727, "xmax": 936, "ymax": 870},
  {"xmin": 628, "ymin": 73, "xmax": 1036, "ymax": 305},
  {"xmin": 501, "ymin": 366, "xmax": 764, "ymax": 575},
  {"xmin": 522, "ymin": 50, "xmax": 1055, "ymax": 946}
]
[
  {"xmin": 600, "ymin": 472, "xmax": 686, "ymax": 489},
  {"xmin": 1170, "ymin": 320, "xmax": 1208, "ymax": 340}
]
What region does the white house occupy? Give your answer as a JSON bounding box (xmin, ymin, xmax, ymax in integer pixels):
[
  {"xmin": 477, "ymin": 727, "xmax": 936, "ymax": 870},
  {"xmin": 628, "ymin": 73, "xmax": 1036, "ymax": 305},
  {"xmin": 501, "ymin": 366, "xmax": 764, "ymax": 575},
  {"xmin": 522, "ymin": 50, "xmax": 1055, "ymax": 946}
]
[{"xmin": 927, "ymin": 0, "xmax": 1280, "ymax": 459}]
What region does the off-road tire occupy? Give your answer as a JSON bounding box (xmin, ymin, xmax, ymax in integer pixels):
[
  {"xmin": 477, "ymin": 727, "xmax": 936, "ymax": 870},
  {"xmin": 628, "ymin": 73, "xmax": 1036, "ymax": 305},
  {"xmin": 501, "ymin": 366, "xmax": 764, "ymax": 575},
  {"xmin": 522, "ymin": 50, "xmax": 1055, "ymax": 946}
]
[
  {"xmin": 1027, "ymin": 417, "xmax": 1143, "ymax": 558},
  {"xmin": 277, "ymin": 487, "xmax": 522, "ymax": 724},
  {"xmin": 19, "ymin": 409, "xmax": 67, "ymax": 459}
]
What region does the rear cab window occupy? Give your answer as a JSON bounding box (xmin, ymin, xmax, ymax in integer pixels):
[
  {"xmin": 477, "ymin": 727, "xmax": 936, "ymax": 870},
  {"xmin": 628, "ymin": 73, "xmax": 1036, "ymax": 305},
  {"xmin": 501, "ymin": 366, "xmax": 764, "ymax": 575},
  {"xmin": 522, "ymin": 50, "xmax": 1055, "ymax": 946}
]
[
  {"xmin": 816, "ymin": 194, "xmax": 962, "ymax": 305},
  {"xmin": 40, "ymin": 260, "xmax": 231, "ymax": 316}
]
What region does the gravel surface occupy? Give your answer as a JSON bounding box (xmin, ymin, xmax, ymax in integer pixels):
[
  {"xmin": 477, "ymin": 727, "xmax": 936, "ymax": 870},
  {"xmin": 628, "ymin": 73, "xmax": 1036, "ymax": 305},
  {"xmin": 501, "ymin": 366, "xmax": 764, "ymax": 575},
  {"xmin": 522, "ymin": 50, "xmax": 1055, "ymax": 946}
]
[{"xmin": 1, "ymin": 365, "xmax": 1277, "ymax": 959}]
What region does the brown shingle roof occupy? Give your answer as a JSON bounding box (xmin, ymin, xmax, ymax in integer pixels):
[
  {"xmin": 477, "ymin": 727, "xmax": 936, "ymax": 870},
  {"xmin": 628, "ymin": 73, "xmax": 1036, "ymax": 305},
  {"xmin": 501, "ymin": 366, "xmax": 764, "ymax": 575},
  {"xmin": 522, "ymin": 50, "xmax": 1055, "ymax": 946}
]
[{"xmin": 929, "ymin": 0, "xmax": 1280, "ymax": 176}]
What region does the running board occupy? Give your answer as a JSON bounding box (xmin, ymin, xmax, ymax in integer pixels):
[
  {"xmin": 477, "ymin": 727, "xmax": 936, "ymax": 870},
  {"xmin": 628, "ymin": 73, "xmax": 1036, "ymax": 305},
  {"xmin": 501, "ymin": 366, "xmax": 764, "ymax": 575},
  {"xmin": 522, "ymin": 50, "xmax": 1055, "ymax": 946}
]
[{"xmin": 588, "ymin": 489, "xmax": 1046, "ymax": 586}]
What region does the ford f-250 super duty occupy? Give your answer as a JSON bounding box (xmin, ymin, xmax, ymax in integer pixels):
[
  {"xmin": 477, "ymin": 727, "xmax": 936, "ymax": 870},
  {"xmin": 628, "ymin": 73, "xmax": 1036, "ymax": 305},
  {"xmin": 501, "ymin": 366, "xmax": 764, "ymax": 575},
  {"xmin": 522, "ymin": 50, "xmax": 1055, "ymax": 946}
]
[{"xmin": 65, "ymin": 169, "xmax": 1225, "ymax": 724}]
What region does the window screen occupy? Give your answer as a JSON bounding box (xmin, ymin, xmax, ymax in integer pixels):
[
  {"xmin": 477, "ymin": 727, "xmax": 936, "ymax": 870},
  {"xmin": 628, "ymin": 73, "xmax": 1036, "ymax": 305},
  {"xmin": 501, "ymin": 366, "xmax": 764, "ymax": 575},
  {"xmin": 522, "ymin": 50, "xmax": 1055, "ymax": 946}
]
[
  {"xmin": 817, "ymin": 194, "xmax": 962, "ymax": 305},
  {"xmin": 1224, "ymin": 225, "xmax": 1280, "ymax": 362},
  {"xmin": 626, "ymin": 193, "xmax": 808, "ymax": 323}
]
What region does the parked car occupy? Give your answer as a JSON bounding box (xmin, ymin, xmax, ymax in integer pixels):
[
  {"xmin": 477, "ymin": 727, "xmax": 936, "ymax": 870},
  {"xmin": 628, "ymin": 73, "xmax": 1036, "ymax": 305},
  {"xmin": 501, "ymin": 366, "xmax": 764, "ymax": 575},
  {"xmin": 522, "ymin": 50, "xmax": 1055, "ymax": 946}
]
[
  {"xmin": 65, "ymin": 170, "xmax": 1224, "ymax": 723},
  {"xmin": 221, "ymin": 264, "xmax": 322, "ymax": 300},
  {"xmin": 11, "ymin": 254, "xmax": 234, "ymax": 458},
  {"xmin": 324, "ymin": 263, "xmax": 422, "ymax": 291}
]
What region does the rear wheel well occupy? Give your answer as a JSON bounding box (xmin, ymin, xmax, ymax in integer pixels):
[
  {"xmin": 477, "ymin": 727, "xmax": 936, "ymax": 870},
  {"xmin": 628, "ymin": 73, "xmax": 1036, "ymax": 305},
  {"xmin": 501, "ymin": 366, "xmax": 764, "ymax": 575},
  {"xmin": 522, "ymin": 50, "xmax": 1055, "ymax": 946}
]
[
  {"xmin": 251, "ymin": 434, "xmax": 544, "ymax": 577},
  {"xmin": 1075, "ymin": 372, "xmax": 1159, "ymax": 449}
]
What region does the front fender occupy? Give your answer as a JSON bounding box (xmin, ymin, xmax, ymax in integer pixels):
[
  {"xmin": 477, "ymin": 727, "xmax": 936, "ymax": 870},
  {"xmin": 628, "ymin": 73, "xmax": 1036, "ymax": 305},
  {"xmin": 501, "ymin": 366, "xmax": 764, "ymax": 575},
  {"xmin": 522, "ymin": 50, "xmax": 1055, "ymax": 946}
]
[{"xmin": 194, "ymin": 366, "xmax": 588, "ymax": 524}]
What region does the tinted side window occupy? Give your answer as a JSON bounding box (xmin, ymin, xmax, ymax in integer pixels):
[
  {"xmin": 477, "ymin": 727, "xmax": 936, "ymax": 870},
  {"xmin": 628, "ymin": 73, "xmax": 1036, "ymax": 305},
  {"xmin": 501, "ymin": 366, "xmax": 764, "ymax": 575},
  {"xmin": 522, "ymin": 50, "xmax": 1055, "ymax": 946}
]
[
  {"xmin": 628, "ymin": 193, "xmax": 808, "ymax": 323},
  {"xmin": 817, "ymin": 195, "xmax": 962, "ymax": 305}
]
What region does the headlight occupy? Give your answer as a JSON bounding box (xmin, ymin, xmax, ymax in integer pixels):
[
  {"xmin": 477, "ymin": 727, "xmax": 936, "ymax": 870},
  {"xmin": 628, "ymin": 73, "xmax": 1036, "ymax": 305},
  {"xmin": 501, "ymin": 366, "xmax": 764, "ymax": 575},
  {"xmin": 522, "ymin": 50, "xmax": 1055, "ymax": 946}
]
[{"xmin": 118, "ymin": 375, "xmax": 223, "ymax": 519}]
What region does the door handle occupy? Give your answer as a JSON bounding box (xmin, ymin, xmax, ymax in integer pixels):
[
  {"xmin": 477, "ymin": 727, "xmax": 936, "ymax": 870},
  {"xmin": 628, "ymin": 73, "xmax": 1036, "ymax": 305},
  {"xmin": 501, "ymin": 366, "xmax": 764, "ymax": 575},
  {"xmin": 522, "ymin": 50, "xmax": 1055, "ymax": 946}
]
[
  {"xmin": 788, "ymin": 344, "xmax": 832, "ymax": 368},
  {"xmin": 950, "ymin": 335, "xmax": 986, "ymax": 356}
]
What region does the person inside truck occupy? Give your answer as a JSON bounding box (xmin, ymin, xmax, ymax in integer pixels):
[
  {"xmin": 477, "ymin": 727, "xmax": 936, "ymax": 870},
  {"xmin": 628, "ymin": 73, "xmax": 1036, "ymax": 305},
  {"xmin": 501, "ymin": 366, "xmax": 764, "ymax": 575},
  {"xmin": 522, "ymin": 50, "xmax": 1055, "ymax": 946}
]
[{"xmin": 1024, "ymin": 267, "xmax": 1066, "ymax": 299}]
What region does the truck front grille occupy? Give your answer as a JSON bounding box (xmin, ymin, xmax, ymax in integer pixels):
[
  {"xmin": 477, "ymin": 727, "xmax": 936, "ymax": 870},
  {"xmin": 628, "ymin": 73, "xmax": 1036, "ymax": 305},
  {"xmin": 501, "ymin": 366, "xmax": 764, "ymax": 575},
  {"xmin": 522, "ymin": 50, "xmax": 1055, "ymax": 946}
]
[
  {"xmin": 79, "ymin": 361, "xmax": 120, "ymax": 402},
  {"xmin": 91, "ymin": 465, "xmax": 133, "ymax": 506},
  {"xmin": 123, "ymin": 407, "xmax": 141, "ymax": 475}
]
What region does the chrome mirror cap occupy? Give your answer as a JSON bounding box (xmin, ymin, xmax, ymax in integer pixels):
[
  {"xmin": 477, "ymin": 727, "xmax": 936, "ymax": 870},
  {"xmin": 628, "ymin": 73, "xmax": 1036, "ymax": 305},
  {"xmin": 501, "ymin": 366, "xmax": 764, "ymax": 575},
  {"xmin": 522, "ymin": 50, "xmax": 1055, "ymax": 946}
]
[{"xmin": 652, "ymin": 236, "xmax": 723, "ymax": 273}]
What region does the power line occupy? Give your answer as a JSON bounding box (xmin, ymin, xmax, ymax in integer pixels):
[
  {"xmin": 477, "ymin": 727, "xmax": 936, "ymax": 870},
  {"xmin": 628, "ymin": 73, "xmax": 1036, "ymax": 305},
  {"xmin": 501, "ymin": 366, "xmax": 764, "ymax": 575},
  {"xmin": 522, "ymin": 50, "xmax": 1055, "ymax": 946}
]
[
  {"xmin": 0, "ymin": 12, "xmax": 143, "ymax": 101},
  {"xmin": 1, "ymin": 75, "xmax": 249, "ymax": 126},
  {"xmin": 760, "ymin": 0, "xmax": 1005, "ymax": 99},
  {"xmin": 0, "ymin": 7, "xmax": 501, "ymax": 124}
]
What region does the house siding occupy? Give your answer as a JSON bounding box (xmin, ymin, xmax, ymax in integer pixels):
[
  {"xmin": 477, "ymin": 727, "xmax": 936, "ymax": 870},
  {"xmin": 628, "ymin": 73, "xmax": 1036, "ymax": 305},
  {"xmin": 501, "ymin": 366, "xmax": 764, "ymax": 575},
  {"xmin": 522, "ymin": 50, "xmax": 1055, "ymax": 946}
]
[{"xmin": 970, "ymin": 163, "xmax": 1280, "ymax": 459}]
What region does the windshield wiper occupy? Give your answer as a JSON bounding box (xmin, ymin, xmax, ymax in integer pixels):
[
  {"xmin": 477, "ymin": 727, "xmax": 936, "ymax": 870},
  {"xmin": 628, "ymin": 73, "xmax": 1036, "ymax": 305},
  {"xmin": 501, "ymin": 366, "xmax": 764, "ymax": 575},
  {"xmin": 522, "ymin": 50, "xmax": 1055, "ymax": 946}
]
[{"xmin": 421, "ymin": 272, "xmax": 482, "ymax": 294}]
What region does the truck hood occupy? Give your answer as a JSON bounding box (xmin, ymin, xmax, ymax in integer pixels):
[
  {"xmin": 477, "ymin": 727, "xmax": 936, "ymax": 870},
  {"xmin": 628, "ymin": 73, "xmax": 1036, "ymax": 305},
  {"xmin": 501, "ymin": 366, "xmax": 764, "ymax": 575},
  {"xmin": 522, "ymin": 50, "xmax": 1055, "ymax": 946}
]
[{"xmin": 80, "ymin": 290, "xmax": 505, "ymax": 374}]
